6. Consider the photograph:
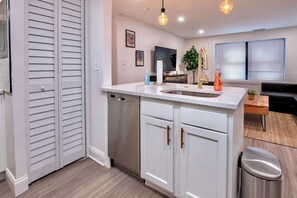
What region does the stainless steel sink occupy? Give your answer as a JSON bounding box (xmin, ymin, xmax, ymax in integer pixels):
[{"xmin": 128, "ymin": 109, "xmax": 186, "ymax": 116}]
[{"xmin": 161, "ymin": 90, "xmax": 221, "ymax": 98}]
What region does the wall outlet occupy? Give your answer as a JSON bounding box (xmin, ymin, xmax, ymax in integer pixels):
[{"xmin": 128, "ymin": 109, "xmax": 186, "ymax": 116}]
[
  {"xmin": 122, "ymin": 59, "xmax": 127, "ymax": 66},
  {"xmin": 94, "ymin": 59, "xmax": 99, "ymax": 71}
]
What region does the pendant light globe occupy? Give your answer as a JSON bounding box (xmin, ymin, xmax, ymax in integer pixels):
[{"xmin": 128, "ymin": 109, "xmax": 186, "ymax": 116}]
[
  {"xmin": 158, "ymin": 11, "xmax": 168, "ymax": 25},
  {"xmin": 158, "ymin": 0, "xmax": 168, "ymax": 25},
  {"xmin": 220, "ymin": 0, "xmax": 234, "ymax": 14}
]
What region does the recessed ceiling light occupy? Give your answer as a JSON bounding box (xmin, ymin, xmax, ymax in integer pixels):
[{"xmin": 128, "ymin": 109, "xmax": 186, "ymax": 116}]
[
  {"xmin": 142, "ymin": 8, "xmax": 149, "ymax": 12},
  {"xmin": 178, "ymin": 16, "xmax": 185, "ymax": 22},
  {"xmin": 199, "ymin": 29, "xmax": 204, "ymax": 34}
]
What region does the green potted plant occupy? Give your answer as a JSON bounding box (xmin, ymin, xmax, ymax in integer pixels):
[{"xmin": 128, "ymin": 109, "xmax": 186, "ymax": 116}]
[
  {"xmin": 182, "ymin": 46, "xmax": 199, "ymax": 84},
  {"xmin": 247, "ymin": 89, "xmax": 257, "ymax": 100}
]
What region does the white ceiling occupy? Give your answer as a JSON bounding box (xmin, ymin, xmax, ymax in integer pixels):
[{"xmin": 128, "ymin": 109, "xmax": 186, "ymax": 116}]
[{"xmin": 113, "ymin": 0, "xmax": 297, "ymax": 39}]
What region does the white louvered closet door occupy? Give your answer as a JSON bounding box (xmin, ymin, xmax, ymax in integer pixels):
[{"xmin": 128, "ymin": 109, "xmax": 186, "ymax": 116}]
[
  {"xmin": 58, "ymin": 0, "xmax": 85, "ymax": 168},
  {"xmin": 27, "ymin": 0, "xmax": 85, "ymax": 182},
  {"xmin": 28, "ymin": 0, "xmax": 60, "ymax": 183}
]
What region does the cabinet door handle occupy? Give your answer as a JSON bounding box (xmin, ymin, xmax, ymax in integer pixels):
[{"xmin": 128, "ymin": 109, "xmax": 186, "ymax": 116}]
[
  {"xmin": 167, "ymin": 125, "xmax": 170, "ymax": 145},
  {"xmin": 181, "ymin": 128, "xmax": 184, "ymax": 149}
]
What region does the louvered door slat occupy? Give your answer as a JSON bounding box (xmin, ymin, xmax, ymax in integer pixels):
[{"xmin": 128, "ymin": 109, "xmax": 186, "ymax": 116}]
[
  {"xmin": 30, "ymin": 130, "xmax": 55, "ymax": 144},
  {"xmin": 29, "ymin": 0, "xmax": 54, "ymax": 10},
  {"xmin": 29, "ymin": 6, "xmax": 55, "ymax": 18},
  {"xmin": 64, "ymin": 0, "xmax": 81, "ymax": 6},
  {"xmin": 29, "ymin": 36, "xmax": 55, "ymax": 45},
  {"xmin": 29, "ymin": 43, "xmax": 54, "ymax": 51},
  {"xmin": 59, "ymin": 0, "xmax": 85, "ymax": 167},
  {"xmin": 29, "ymin": 13, "xmax": 54, "ymax": 24},
  {"xmin": 30, "ymin": 65, "xmax": 55, "ymax": 71},
  {"xmin": 29, "ymin": 28, "xmax": 54, "ymax": 38},
  {"xmin": 62, "ymin": 15, "xmax": 81, "ymax": 24},
  {"xmin": 30, "ymin": 104, "xmax": 55, "ymax": 115},
  {"xmin": 30, "ymin": 143, "xmax": 55, "ymax": 158},
  {"xmin": 29, "ymin": 50, "xmax": 54, "ymax": 57},
  {"xmin": 61, "ymin": 7, "xmax": 81, "ymax": 18},
  {"xmin": 30, "ymin": 124, "xmax": 55, "ymax": 136}
]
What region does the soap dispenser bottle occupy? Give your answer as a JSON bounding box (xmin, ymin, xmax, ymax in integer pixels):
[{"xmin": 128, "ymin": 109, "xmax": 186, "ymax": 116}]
[
  {"xmin": 214, "ymin": 65, "xmax": 222, "ymax": 91},
  {"xmin": 144, "ymin": 68, "xmax": 150, "ymax": 85}
]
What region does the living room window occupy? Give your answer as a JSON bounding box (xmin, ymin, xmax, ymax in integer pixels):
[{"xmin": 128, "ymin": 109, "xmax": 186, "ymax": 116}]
[{"xmin": 215, "ymin": 38, "xmax": 285, "ymax": 81}]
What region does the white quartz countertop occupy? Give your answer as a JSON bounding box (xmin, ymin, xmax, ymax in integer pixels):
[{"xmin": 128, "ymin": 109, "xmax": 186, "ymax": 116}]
[{"xmin": 101, "ymin": 82, "xmax": 246, "ymax": 110}]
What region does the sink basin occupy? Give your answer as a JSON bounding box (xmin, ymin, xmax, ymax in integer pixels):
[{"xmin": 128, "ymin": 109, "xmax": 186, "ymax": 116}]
[{"xmin": 161, "ymin": 89, "xmax": 221, "ymax": 98}]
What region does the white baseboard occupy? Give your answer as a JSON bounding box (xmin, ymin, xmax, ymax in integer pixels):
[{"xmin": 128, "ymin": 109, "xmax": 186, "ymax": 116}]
[
  {"xmin": 5, "ymin": 168, "xmax": 28, "ymax": 197},
  {"xmin": 88, "ymin": 146, "xmax": 107, "ymax": 167}
]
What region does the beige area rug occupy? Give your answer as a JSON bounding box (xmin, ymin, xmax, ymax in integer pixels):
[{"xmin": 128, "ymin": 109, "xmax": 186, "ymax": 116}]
[{"xmin": 244, "ymin": 111, "xmax": 297, "ymax": 148}]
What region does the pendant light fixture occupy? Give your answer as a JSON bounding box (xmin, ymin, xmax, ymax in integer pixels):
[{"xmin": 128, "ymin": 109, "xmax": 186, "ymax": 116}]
[
  {"xmin": 158, "ymin": 0, "xmax": 168, "ymax": 26},
  {"xmin": 220, "ymin": 0, "xmax": 234, "ymax": 14}
]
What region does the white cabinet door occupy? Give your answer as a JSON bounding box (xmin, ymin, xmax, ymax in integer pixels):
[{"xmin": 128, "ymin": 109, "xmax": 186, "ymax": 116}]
[
  {"xmin": 141, "ymin": 115, "xmax": 174, "ymax": 193},
  {"xmin": 180, "ymin": 124, "xmax": 227, "ymax": 198}
]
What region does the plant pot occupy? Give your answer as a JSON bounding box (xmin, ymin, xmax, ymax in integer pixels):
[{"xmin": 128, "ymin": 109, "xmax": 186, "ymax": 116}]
[{"xmin": 248, "ymin": 94, "xmax": 255, "ymax": 100}]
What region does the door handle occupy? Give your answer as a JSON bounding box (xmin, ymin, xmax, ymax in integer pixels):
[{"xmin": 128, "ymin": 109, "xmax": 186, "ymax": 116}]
[
  {"xmin": 181, "ymin": 128, "xmax": 184, "ymax": 149},
  {"xmin": 167, "ymin": 126, "xmax": 170, "ymax": 145}
]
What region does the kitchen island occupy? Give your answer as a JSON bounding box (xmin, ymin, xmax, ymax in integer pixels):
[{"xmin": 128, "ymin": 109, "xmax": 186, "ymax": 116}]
[{"xmin": 102, "ymin": 82, "xmax": 246, "ymax": 198}]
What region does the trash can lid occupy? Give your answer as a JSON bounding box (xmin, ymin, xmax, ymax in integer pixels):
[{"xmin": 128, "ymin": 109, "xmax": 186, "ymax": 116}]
[{"xmin": 241, "ymin": 147, "xmax": 282, "ymax": 181}]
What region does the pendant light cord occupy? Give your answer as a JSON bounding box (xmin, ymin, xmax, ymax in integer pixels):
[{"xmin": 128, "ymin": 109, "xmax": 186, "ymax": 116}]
[{"xmin": 161, "ymin": 0, "xmax": 165, "ymax": 12}]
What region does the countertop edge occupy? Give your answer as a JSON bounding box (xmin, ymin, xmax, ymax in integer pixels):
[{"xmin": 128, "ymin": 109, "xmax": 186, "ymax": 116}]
[{"xmin": 101, "ymin": 86, "xmax": 242, "ymax": 110}]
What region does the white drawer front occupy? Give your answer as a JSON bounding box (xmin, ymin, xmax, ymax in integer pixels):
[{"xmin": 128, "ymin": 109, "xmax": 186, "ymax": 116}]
[
  {"xmin": 180, "ymin": 107, "xmax": 227, "ymax": 133},
  {"xmin": 141, "ymin": 99, "xmax": 173, "ymax": 121}
]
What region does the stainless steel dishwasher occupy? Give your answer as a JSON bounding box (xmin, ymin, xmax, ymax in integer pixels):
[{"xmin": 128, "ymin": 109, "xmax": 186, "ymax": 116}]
[{"xmin": 108, "ymin": 93, "xmax": 140, "ymax": 177}]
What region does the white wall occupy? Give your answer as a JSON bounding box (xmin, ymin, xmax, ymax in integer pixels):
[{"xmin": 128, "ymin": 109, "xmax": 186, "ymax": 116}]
[
  {"xmin": 112, "ymin": 13, "xmax": 185, "ymax": 85},
  {"xmin": 3, "ymin": 0, "xmax": 29, "ymax": 196},
  {"xmin": 185, "ymin": 27, "xmax": 297, "ymax": 85},
  {"xmin": 86, "ymin": 0, "xmax": 112, "ymax": 167}
]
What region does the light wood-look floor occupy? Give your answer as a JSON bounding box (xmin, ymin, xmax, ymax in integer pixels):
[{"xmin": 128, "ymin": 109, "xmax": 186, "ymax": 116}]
[
  {"xmin": 244, "ymin": 111, "xmax": 297, "ymax": 148},
  {"xmin": 0, "ymin": 159, "xmax": 163, "ymax": 198},
  {"xmin": 244, "ymin": 138, "xmax": 297, "ymax": 198},
  {"xmin": 0, "ymin": 138, "xmax": 296, "ymax": 198}
]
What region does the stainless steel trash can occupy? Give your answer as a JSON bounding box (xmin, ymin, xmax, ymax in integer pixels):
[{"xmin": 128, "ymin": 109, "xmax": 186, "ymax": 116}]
[{"xmin": 241, "ymin": 147, "xmax": 282, "ymax": 198}]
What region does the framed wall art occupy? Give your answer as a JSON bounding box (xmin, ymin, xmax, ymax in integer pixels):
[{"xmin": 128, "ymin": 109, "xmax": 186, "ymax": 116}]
[
  {"xmin": 135, "ymin": 50, "xmax": 144, "ymax": 66},
  {"xmin": 125, "ymin": 29, "xmax": 135, "ymax": 48}
]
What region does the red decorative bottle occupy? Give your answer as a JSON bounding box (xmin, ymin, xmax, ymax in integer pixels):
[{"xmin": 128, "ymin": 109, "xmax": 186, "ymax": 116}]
[{"xmin": 214, "ymin": 65, "xmax": 222, "ymax": 91}]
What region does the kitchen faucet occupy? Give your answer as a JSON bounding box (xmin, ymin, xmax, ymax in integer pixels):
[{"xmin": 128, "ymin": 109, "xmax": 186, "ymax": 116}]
[{"xmin": 197, "ymin": 47, "xmax": 209, "ymax": 89}]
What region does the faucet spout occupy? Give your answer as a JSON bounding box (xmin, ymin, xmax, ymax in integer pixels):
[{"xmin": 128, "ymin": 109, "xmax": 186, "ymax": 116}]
[{"xmin": 197, "ymin": 47, "xmax": 208, "ymax": 89}]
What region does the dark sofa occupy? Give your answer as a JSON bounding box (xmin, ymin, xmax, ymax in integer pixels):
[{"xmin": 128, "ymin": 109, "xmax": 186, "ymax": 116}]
[{"xmin": 261, "ymin": 83, "xmax": 297, "ymax": 114}]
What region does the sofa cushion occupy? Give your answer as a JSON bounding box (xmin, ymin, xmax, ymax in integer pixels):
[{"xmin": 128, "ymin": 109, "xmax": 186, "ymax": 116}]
[
  {"xmin": 261, "ymin": 83, "xmax": 297, "ymax": 94},
  {"xmin": 261, "ymin": 83, "xmax": 297, "ymax": 115},
  {"xmin": 261, "ymin": 91, "xmax": 297, "ymax": 102}
]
